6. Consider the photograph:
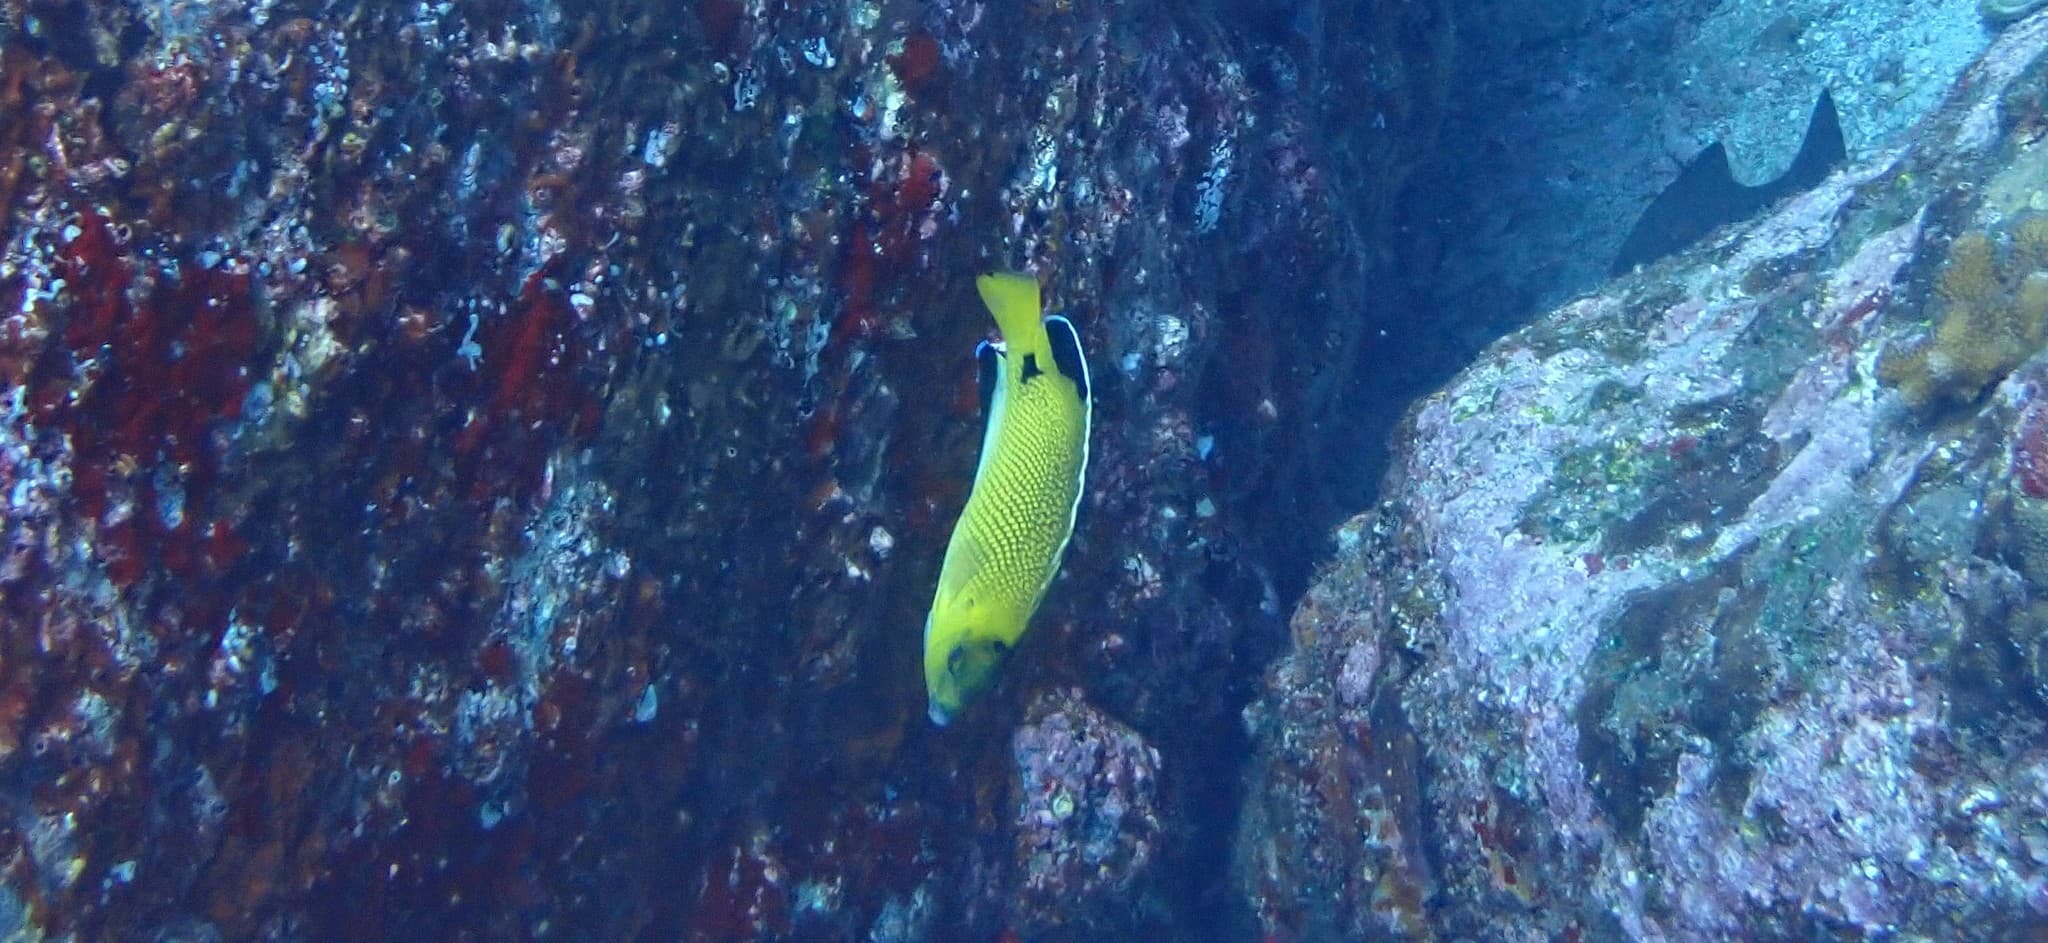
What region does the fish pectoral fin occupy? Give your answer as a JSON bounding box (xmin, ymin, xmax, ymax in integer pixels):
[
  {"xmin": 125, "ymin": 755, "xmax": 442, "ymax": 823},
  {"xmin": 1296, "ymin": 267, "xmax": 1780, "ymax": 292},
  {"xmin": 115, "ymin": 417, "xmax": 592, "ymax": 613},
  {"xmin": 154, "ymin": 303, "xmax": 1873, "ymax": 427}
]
[{"xmin": 1044, "ymin": 315, "xmax": 1091, "ymax": 402}]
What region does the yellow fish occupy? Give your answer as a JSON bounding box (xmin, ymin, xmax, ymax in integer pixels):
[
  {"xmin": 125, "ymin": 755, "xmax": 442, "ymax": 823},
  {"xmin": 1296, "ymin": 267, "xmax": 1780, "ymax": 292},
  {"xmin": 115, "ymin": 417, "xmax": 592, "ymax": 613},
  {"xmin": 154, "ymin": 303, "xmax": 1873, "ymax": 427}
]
[{"xmin": 923, "ymin": 272, "xmax": 1092, "ymax": 726}]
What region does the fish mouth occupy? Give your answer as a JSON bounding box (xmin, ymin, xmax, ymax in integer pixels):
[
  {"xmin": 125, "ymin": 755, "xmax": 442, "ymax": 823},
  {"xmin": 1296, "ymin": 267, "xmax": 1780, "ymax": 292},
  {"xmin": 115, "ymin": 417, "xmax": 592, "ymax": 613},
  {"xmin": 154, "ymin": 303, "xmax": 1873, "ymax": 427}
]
[{"xmin": 927, "ymin": 701, "xmax": 952, "ymax": 727}]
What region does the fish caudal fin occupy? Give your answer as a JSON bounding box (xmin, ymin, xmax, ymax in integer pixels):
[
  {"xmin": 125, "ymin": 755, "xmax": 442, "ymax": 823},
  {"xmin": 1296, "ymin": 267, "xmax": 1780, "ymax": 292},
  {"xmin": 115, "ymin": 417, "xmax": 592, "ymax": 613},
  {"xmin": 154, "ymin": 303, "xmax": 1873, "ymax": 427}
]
[{"xmin": 976, "ymin": 272, "xmax": 1047, "ymax": 357}]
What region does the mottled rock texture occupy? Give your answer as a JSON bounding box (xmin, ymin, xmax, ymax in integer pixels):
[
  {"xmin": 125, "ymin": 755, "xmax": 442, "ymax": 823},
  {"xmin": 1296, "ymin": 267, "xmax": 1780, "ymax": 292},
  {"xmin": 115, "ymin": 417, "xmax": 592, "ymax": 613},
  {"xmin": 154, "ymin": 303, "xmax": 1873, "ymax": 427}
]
[
  {"xmin": 1242, "ymin": 13, "xmax": 2048, "ymax": 943},
  {"xmin": 0, "ymin": 0, "xmax": 1447, "ymax": 938}
]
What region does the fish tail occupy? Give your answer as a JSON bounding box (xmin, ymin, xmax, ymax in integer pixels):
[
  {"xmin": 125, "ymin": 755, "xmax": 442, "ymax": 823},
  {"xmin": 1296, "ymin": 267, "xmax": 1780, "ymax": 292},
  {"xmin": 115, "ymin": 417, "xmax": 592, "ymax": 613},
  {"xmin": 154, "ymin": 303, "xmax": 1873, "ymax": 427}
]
[{"xmin": 976, "ymin": 272, "xmax": 1048, "ymax": 357}]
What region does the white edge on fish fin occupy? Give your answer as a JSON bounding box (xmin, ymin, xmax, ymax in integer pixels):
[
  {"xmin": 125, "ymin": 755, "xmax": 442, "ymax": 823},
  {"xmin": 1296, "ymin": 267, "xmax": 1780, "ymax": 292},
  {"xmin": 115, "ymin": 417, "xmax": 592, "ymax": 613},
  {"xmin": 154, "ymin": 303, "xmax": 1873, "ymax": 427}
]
[{"xmin": 1044, "ymin": 314, "xmax": 1090, "ymax": 581}]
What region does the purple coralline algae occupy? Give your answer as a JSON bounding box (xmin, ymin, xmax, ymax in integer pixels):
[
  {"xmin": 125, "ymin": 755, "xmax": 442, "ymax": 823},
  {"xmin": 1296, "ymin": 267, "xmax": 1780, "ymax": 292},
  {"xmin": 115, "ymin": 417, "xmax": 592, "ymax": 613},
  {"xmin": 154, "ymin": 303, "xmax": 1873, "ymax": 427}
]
[
  {"xmin": 1242, "ymin": 13, "xmax": 2048, "ymax": 943},
  {"xmin": 1006, "ymin": 687, "xmax": 1161, "ymax": 936}
]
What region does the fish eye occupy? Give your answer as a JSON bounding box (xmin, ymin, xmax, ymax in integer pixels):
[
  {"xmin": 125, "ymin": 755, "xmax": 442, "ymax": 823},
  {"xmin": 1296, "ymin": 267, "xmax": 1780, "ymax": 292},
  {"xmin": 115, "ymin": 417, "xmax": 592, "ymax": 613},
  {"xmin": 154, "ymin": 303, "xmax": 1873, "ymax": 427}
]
[
  {"xmin": 991, "ymin": 640, "xmax": 1009, "ymax": 656},
  {"xmin": 947, "ymin": 646, "xmax": 965, "ymax": 674}
]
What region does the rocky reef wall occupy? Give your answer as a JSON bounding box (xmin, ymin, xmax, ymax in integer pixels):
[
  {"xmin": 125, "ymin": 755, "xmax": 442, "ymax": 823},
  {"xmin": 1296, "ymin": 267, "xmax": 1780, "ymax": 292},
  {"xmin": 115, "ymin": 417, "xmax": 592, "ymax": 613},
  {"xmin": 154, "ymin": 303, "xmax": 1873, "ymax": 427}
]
[
  {"xmin": 0, "ymin": 0, "xmax": 1447, "ymax": 938},
  {"xmin": 1241, "ymin": 12, "xmax": 2048, "ymax": 941}
]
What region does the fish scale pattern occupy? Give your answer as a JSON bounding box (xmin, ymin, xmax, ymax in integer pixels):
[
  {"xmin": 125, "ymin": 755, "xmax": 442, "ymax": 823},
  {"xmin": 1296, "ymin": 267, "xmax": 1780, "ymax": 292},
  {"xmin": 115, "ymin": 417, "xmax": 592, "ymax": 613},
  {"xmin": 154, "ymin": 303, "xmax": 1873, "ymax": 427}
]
[{"xmin": 957, "ymin": 364, "xmax": 1087, "ymax": 612}]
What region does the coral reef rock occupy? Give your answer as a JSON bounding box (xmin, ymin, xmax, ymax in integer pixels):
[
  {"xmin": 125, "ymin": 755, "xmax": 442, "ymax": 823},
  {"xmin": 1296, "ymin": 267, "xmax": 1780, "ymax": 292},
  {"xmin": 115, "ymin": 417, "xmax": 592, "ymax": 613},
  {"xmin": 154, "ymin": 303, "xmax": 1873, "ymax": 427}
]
[
  {"xmin": 1241, "ymin": 12, "xmax": 2048, "ymax": 943},
  {"xmin": 1007, "ymin": 688, "xmax": 1162, "ymax": 935},
  {"xmin": 0, "ymin": 0, "xmax": 1448, "ymax": 936}
]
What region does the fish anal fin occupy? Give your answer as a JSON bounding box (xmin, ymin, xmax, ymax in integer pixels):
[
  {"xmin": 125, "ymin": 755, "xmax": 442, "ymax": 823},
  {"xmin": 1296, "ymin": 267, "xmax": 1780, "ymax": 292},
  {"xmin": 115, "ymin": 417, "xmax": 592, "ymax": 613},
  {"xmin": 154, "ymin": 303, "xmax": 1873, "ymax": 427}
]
[
  {"xmin": 976, "ymin": 339, "xmax": 1001, "ymax": 421},
  {"xmin": 970, "ymin": 343, "xmax": 1010, "ymax": 491}
]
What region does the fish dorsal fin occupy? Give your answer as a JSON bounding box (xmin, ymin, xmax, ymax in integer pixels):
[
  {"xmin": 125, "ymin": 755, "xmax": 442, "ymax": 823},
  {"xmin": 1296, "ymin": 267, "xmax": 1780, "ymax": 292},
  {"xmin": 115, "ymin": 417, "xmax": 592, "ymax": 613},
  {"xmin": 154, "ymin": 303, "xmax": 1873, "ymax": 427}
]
[
  {"xmin": 1043, "ymin": 313, "xmax": 1090, "ymax": 583},
  {"xmin": 1781, "ymin": 88, "xmax": 1845, "ymax": 193},
  {"xmin": 1045, "ymin": 315, "xmax": 1089, "ymax": 403},
  {"xmin": 1612, "ymin": 90, "xmax": 1846, "ymax": 274}
]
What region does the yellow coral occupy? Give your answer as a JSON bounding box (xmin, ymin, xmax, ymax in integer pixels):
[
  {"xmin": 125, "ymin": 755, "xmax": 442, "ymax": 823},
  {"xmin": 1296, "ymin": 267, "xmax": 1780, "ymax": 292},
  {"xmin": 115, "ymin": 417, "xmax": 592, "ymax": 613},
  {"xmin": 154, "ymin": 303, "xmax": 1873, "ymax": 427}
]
[
  {"xmin": 1877, "ymin": 338, "xmax": 1938, "ymax": 407},
  {"xmin": 1883, "ymin": 223, "xmax": 2048, "ymax": 409},
  {"xmin": 2016, "ymin": 213, "xmax": 2048, "ymax": 271},
  {"xmin": 2020, "ymin": 271, "xmax": 2048, "ymax": 326},
  {"xmin": 1938, "ymin": 232, "xmax": 2001, "ymax": 308}
]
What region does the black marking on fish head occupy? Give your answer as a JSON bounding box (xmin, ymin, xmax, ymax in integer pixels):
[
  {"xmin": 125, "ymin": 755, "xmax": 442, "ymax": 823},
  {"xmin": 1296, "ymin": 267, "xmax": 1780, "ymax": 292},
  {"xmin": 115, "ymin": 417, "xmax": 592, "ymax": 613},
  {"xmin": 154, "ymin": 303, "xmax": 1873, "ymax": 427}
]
[
  {"xmin": 941, "ymin": 636, "xmax": 1013, "ymax": 718},
  {"xmin": 1020, "ymin": 352, "xmax": 1044, "ymax": 383}
]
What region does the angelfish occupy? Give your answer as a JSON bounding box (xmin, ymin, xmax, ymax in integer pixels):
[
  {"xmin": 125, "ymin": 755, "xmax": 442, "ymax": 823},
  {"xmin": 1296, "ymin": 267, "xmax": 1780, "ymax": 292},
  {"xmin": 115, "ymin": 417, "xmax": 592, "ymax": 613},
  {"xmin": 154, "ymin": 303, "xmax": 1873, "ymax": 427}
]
[{"xmin": 923, "ymin": 272, "xmax": 1092, "ymax": 726}]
